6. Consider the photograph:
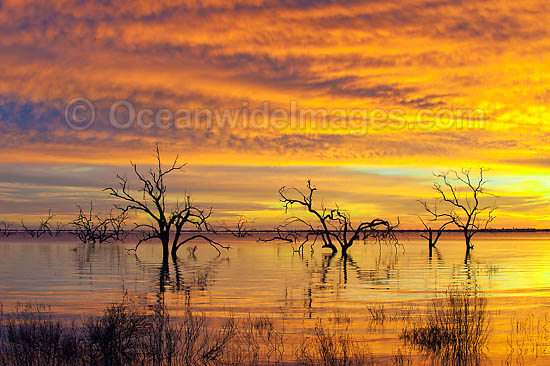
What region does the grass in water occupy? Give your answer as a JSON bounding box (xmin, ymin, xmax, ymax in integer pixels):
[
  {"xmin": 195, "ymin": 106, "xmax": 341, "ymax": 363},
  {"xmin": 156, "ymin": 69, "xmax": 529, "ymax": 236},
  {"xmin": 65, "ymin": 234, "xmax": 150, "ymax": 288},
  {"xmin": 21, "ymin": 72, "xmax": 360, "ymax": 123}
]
[{"xmin": 400, "ymin": 287, "xmax": 490, "ymax": 361}]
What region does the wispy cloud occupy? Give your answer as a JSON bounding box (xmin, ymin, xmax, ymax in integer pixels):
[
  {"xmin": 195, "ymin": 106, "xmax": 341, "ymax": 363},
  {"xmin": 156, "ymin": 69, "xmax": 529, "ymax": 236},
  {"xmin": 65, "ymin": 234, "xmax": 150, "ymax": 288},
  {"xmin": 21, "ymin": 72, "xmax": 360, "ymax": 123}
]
[{"xmin": 0, "ymin": 0, "xmax": 549, "ymax": 227}]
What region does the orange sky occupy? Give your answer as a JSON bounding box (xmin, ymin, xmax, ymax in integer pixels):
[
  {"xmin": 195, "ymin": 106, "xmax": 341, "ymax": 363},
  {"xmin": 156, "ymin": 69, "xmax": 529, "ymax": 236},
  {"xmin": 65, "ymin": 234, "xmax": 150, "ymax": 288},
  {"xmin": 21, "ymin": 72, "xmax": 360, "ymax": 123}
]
[{"xmin": 0, "ymin": 0, "xmax": 549, "ymax": 228}]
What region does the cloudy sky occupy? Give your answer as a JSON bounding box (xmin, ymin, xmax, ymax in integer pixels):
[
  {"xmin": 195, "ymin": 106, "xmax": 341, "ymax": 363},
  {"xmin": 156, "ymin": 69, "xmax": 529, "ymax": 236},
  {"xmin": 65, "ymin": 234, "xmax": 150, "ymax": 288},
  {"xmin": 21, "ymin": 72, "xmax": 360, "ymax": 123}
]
[{"xmin": 1, "ymin": 0, "xmax": 550, "ymax": 228}]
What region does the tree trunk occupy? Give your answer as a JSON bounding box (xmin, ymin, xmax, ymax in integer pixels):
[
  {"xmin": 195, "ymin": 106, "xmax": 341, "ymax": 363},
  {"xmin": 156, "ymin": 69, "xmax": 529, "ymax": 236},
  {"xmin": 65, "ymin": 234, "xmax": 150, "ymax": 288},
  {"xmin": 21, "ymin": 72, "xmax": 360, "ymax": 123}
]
[
  {"xmin": 159, "ymin": 257, "xmax": 169, "ymax": 294},
  {"xmin": 160, "ymin": 234, "xmax": 170, "ymax": 263},
  {"xmin": 171, "ymin": 244, "xmax": 178, "ymax": 258},
  {"xmin": 464, "ymin": 231, "xmax": 473, "ymax": 250},
  {"xmin": 323, "ymin": 243, "xmax": 338, "ymax": 254},
  {"xmin": 464, "ymin": 247, "xmax": 471, "ymax": 263},
  {"xmin": 341, "ymin": 244, "xmax": 350, "ymax": 257},
  {"xmin": 428, "ymin": 230, "xmax": 434, "ymax": 248}
]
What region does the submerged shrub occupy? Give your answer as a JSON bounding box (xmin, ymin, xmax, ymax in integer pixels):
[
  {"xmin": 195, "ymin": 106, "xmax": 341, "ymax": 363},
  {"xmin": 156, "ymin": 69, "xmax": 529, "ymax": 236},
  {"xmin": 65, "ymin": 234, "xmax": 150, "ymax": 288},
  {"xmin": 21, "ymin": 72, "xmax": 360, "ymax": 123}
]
[
  {"xmin": 140, "ymin": 305, "xmax": 181, "ymax": 366},
  {"xmin": 296, "ymin": 319, "xmax": 375, "ymax": 366},
  {"xmin": 0, "ymin": 304, "xmax": 84, "ymax": 366},
  {"xmin": 505, "ymin": 313, "xmax": 550, "ymax": 366},
  {"xmin": 85, "ymin": 301, "xmax": 149, "ymax": 366},
  {"xmin": 0, "ymin": 300, "xmax": 383, "ymax": 366},
  {"xmin": 366, "ymin": 304, "xmax": 386, "ymax": 325},
  {"xmin": 400, "ymin": 287, "xmax": 490, "ymax": 360},
  {"xmin": 223, "ymin": 315, "xmax": 285, "ymax": 365}
]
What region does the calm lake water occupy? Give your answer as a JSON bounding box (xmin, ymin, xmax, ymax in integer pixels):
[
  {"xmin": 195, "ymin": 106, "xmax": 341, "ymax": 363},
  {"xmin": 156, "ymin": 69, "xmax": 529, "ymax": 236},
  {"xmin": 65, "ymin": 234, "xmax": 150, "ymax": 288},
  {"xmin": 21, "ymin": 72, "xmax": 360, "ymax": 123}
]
[{"xmin": 1, "ymin": 232, "xmax": 550, "ymax": 364}]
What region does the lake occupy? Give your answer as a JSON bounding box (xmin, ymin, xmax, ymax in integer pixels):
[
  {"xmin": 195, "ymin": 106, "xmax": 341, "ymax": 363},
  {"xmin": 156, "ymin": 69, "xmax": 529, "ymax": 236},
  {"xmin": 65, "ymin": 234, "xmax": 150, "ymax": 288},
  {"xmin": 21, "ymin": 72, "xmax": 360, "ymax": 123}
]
[{"xmin": 1, "ymin": 232, "xmax": 550, "ymax": 364}]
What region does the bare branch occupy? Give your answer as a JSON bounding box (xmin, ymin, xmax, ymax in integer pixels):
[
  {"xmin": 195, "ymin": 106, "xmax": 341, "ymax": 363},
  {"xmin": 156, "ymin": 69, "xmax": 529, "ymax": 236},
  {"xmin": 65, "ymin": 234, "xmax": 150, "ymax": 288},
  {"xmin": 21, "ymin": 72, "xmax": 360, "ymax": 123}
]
[
  {"xmin": 69, "ymin": 202, "xmax": 128, "ymax": 244},
  {"xmin": 174, "ymin": 234, "xmax": 230, "ymax": 255},
  {"xmin": 0, "ymin": 221, "xmax": 15, "ymax": 237},
  {"xmin": 106, "ymin": 144, "xmax": 228, "ymax": 260},
  {"xmin": 428, "ymin": 168, "xmax": 496, "ymax": 250},
  {"xmin": 22, "ymin": 210, "xmax": 54, "ymax": 238},
  {"xmin": 221, "ymin": 216, "xmax": 253, "ymax": 237},
  {"xmin": 277, "ymin": 180, "xmax": 398, "ymax": 255}
]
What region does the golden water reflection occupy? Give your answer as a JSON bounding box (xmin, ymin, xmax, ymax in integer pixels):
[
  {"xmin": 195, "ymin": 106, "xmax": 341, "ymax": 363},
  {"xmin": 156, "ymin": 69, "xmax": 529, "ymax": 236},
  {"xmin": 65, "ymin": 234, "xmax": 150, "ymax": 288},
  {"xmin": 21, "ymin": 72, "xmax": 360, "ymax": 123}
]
[{"xmin": 1, "ymin": 232, "xmax": 550, "ymax": 364}]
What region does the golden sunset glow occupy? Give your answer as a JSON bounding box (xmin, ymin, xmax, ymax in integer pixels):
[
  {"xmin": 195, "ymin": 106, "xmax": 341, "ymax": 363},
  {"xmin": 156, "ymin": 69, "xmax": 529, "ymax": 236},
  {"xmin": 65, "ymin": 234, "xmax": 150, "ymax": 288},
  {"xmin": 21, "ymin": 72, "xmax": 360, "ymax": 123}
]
[{"xmin": 1, "ymin": 0, "xmax": 550, "ymax": 228}]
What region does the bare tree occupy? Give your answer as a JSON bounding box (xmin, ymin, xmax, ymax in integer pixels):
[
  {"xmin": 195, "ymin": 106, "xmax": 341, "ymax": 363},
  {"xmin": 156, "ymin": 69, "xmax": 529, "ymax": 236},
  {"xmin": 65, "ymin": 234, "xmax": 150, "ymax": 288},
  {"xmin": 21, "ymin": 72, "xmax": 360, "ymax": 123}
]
[
  {"xmin": 417, "ymin": 201, "xmax": 452, "ymax": 250},
  {"xmin": 222, "ymin": 216, "xmax": 252, "ymax": 238},
  {"xmin": 258, "ymin": 223, "xmax": 318, "ymax": 254},
  {"xmin": 104, "ymin": 145, "xmax": 227, "ymax": 262},
  {"xmin": 426, "ymin": 168, "xmax": 496, "ymax": 252},
  {"xmin": 52, "ymin": 222, "xmax": 66, "ymax": 237},
  {"xmin": 277, "ymin": 180, "xmax": 398, "ymax": 256},
  {"xmin": 108, "ymin": 210, "xmax": 128, "ymax": 242},
  {"xmin": 70, "ymin": 202, "xmax": 128, "ymax": 243},
  {"xmin": 21, "ymin": 210, "xmax": 54, "ymax": 238},
  {"xmin": 258, "ymin": 226, "xmax": 300, "ymax": 244},
  {"xmin": 0, "ymin": 220, "xmax": 14, "ymax": 237}
]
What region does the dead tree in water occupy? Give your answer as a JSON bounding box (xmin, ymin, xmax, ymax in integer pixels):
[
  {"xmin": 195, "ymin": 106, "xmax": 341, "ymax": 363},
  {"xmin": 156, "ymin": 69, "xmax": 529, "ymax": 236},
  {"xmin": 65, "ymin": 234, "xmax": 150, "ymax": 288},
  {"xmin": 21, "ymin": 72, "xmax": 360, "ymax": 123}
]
[
  {"xmin": 21, "ymin": 210, "xmax": 54, "ymax": 237},
  {"xmin": 418, "ymin": 201, "xmax": 452, "ymax": 254},
  {"xmin": 427, "ymin": 168, "xmax": 496, "ymax": 253},
  {"xmin": 70, "ymin": 202, "xmax": 128, "ymax": 243},
  {"xmin": 419, "ymin": 216, "xmax": 450, "ymax": 248},
  {"xmin": 52, "ymin": 222, "xmax": 66, "ymax": 237},
  {"xmin": 105, "ymin": 145, "xmax": 227, "ymax": 262},
  {"xmin": 0, "ymin": 221, "xmax": 14, "ymax": 237},
  {"xmin": 277, "ymin": 180, "xmax": 398, "ymax": 256},
  {"xmin": 258, "ymin": 224, "xmax": 319, "ymax": 254},
  {"xmin": 223, "ymin": 216, "xmax": 252, "ymax": 237},
  {"xmin": 108, "ymin": 210, "xmax": 128, "ymax": 242}
]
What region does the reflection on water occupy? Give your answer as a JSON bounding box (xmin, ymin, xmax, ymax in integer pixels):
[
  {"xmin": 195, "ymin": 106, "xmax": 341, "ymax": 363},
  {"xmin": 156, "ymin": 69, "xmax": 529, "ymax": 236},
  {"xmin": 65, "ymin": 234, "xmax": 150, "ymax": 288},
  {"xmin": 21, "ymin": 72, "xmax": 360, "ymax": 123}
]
[{"xmin": 1, "ymin": 232, "xmax": 550, "ymax": 363}]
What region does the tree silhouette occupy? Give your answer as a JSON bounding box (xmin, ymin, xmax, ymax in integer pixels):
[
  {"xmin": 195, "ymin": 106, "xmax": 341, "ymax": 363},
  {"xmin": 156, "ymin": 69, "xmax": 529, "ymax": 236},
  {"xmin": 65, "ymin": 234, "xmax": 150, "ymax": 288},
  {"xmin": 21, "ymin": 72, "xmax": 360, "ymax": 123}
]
[
  {"xmin": 417, "ymin": 201, "xmax": 452, "ymax": 256},
  {"xmin": 70, "ymin": 202, "xmax": 128, "ymax": 243},
  {"xmin": 222, "ymin": 216, "xmax": 252, "ymax": 237},
  {"xmin": 21, "ymin": 210, "xmax": 54, "ymax": 238},
  {"xmin": 425, "ymin": 168, "xmax": 496, "ymax": 253},
  {"xmin": 105, "ymin": 145, "xmax": 227, "ymax": 263},
  {"xmin": 278, "ymin": 180, "xmax": 397, "ymax": 256},
  {"xmin": 0, "ymin": 221, "xmax": 14, "ymax": 237}
]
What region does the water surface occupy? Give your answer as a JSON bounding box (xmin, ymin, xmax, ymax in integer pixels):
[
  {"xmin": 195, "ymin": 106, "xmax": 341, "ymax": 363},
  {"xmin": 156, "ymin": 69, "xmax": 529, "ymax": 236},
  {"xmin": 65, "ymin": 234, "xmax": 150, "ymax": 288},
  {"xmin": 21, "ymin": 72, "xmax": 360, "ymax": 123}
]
[{"xmin": 1, "ymin": 232, "xmax": 549, "ymax": 363}]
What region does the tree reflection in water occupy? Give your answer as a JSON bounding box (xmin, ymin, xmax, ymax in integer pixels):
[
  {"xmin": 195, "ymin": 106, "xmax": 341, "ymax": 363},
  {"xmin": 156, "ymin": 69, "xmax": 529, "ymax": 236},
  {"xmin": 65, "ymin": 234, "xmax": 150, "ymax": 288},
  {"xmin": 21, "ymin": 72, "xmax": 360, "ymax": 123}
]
[
  {"xmin": 130, "ymin": 248, "xmax": 228, "ymax": 306},
  {"xmin": 75, "ymin": 235, "xmax": 500, "ymax": 321}
]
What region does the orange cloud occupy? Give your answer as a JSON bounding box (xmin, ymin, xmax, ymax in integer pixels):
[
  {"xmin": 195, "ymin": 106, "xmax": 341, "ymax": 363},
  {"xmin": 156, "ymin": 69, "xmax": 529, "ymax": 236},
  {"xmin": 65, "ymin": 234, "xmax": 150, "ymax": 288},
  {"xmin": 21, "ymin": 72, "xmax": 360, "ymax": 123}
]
[{"xmin": 0, "ymin": 0, "xmax": 549, "ymax": 228}]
